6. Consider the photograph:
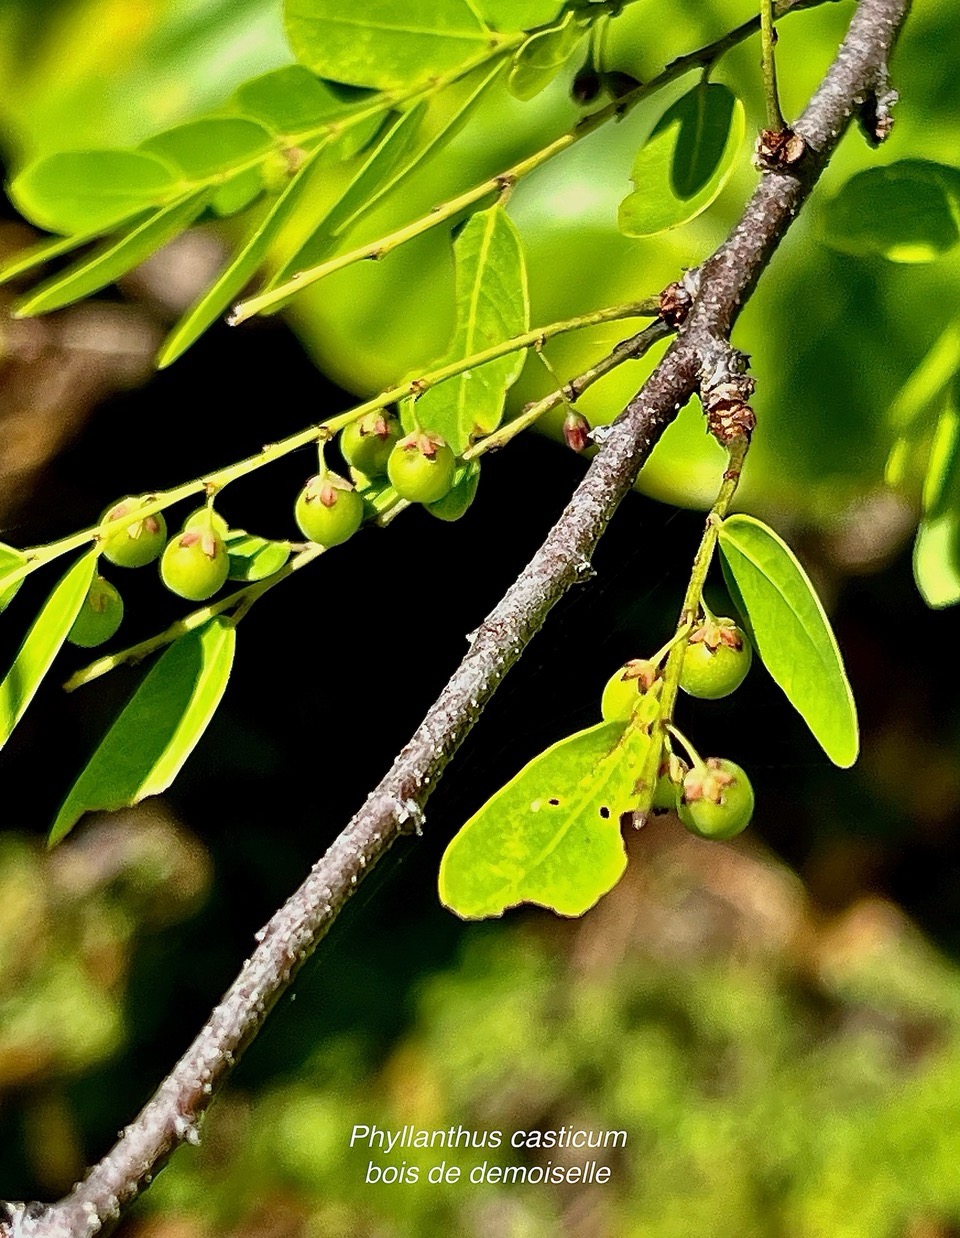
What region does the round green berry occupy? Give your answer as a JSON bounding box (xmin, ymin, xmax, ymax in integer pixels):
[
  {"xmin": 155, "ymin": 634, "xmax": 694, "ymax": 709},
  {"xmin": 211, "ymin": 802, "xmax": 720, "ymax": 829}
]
[
  {"xmin": 679, "ymin": 619, "xmax": 752, "ymax": 700},
  {"xmin": 601, "ymin": 659, "xmax": 660, "ymax": 723},
  {"xmin": 678, "ymin": 758, "xmax": 754, "ymax": 840},
  {"xmin": 183, "ymin": 506, "xmax": 229, "ymax": 538},
  {"xmin": 100, "ymin": 497, "xmax": 167, "ymax": 568},
  {"xmin": 340, "ymin": 413, "xmax": 402, "ymax": 478},
  {"xmin": 68, "ymin": 577, "xmax": 124, "ymax": 648},
  {"xmin": 294, "ymin": 473, "xmax": 364, "ymax": 547},
  {"xmin": 386, "ymin": 432, "xmax": 456, "ymax": 504},
  {"xmin": 160, "ymin": 529, "xmax": 229, "ymax": 601}
]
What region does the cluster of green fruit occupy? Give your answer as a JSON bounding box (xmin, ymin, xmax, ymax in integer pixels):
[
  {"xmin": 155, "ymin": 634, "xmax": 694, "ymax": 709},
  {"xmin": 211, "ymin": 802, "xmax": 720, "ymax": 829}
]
[
  {"xmin": 294, "ymin": 413, "xmax": 476, "ymax": 546},
  {"xmin": 602, "ymin": 617, "xmax": 755, "ymax": 840}
]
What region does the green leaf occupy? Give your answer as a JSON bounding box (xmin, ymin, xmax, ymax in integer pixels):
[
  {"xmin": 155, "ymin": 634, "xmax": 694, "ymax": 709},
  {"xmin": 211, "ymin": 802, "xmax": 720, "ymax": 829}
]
[
  {"xmin": 718, "ymin": 514, "xmax": 859, "ymax": 768},
  {"xmin": 231, "ymin": 66, "xmax": 374, "ymax": 138},
  {"xmin": 157, "ymin": 140, "xmax": 330, "ymax": 368},
  {"xmin": 426, "ymin": 459, "xmax": 480, "ymax": 521},
  {"xmin": 210, "ymin": 168, "xmax": 266, "ymax": 218},
  {"xmin": 913, "ymin": 403, "xmax": 960, "ymax": 608},
  {"xmin": 439, "ymin": 719, "xmax": 656, "ymax": 920},
  {"xmin": 404, "ymin": 204, "xmax": 529, "ymax": 454},
  {"xmin": 285, "ymin": 0, "xmax": 501, "ymax": 91},
  {"xmin": 618, "ymin": 83, "xmax": 745, "ymax": 238},
  {"xmin": 507, "ymin": 13, "xmax": 586, "ymax": 102},
  {"xmin": 888, "ymin": 322, "xmax": 960, "ymax": 436},
  {"xmin": 266, "ymin": 102, "xmax": 427, "ymax": 291},
  {"xmin": 477, "ymin": 0, "xmax": 565, "ymax": 30},
  {"xmin": 819, "ymin": 161, "xmax": 960, "ymax": 263},
  {"xmin": 225, "ymin": 532, "xmax": 291, "ymax": 581},
  {"xmin": 0, "ymin": 210, "xmax": 154, "ymax": 285},
  {"xmin": 141, "ymin": 117, "xmax": 276, "ymax": 181},
  {"xmin": 49, "ymin": 617, "xmax": 236, "ymax": 845},
  {"xmin": 10, "ymin": 149, "xmax": 179, "ymax": 235},
  {"xmin": 13, "ymin": 191, "xmax": 210, "ymax": 317},
  {"xmin": 0, "ymin": 544, "xmax": 28, "ymax": 613},
  {"xmin": 0, "ymin": 552, "xmax": 98, "ymax": 752}
]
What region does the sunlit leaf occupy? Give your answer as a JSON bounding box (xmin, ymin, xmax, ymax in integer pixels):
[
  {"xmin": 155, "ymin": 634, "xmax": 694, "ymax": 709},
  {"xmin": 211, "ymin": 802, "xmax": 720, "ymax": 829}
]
[
  {"xmin": 914, "ymin": 403, "xmax": 960, "ymax": 608},
  {"xmin": 141, "ymin": 117, "xmax": 275, "ymax": 180},
  {"xmin": 13, "ymin": 191, "xmax": 210, "ymax": 316},
  {"xmin": 477, "ymin": 0, "xmax": 564, "ymax": 30},
  {"xmin": 403, "ymin": 204, "xmax": 528, "ymax": 454},
  {"xmin": 619, "ymin": 83, "xmax": 744, "ymax": 237},
  {"xmin": 0, "ymin": 209, "xmax": 154, "ymax": 285},
  {"xmin": 10, "ymin": 149, "xmax": 178, "ymax": 235},
  {"xmin": 0, "ymin": 552, "xmax": 98, "ymax": 752},
  {"xmin": 49, "ymin": 617, "xmax": 236, "ymax": 845},
  {"xmin": 225, "ymin": 531, "xmax": 291, "ymax": 581},
  {"xmin": 819, "ymin": 161, "xmax": 960, "ymax": 263},
  {"xmin": 507, "ymin": 12, "xmax": 586, "ymax": 102},
  {"xmin": 718, "ymin": 514, "xmax": 858, "ymax": 767},
  {"xmin": 0, "ymin": 545, "xmax": 28, "ymax": 613},
  {"xmin": 285, "ymin": 0, "xmax": 501, "ymax": 91},
  {"xmin": 157, "ymin": 140, "xmax": 330, "ymax": 368},
  {"xmin": 232, "ymin": 66, "xmax": 374, "ymax": 136},
  {"xmin": 440, "ymin": 718, "xmax": 656, "ymax": 919},
  {"xmin": 266, "ymin": 102, "xmax": 427, "ymax": 290}
]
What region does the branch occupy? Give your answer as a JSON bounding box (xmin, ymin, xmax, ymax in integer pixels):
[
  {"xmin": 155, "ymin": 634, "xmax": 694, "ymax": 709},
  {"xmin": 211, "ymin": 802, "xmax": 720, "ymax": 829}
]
[{"xmin": 0, "ymin": 0, "xmax": 910, "ymax": 1233}]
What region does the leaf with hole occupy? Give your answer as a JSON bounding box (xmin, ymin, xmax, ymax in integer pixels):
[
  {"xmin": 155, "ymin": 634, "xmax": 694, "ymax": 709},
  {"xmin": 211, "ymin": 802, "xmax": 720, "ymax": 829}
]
[
  {"xmin": 402, "ymin": 204, "xmax": 528, "ymax": 454},
  {"xmin": 619, "ymin": 82, "xmax": 744, "ymax": 237},
  {"xmin": 49, "ymin": 617, "xmax": 236, "ymax": 845},
  {"xmin": 10, "ymin": 149, "xmax": 179, "ymax": 235},
  {"xmin": 819, "ymin": 161, "xmax": 960, "ymax": 263},
  {"xmin": 0, "ymin": 552, "xmax": 98, "ymax": 752},
  {"xmin": 14, "ymin": 191, "xmax": 210, "ymax": 317},
  {"xmin": 718, "ymin": 514, "xmax": 858, "ymax": 767},
  {"xmin": 285, "ymin": 0, "xmax": 502, "ymax": 91},
  {"xmin": 439, "ymin": 715, "xmax": 657, "ymax": 920}
]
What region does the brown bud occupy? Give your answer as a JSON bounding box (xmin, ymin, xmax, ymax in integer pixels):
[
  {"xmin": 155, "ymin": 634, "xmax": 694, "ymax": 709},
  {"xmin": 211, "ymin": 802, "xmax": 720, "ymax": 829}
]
[
  {"xmin": 754, "ymin": 127, "xmax": 807, "ymax": 172},
  {"xmin": 563, "ymin": 409, "xmax": 591, "ymax": 453},
  {"xmin": 658, "ymin": 280, "xmax": 693, "ymax": 328}
]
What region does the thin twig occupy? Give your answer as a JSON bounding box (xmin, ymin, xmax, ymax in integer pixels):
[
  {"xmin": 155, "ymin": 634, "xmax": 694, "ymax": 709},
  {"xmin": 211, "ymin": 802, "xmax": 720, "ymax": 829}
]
[{"xmin": 0, "ymin": 0, "xmax": 910, "ymax": 1232}]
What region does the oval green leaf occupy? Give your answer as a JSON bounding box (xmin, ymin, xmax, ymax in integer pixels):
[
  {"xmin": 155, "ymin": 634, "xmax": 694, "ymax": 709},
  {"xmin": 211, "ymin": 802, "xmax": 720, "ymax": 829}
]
[
  {"xmin": 285, "ymin": 0, "xmax": 501, "ymax": 91},
  {"xmin": 440, "ymin": 718, "xmax": 655, "ymax": 920},
  {"xmin": 403, "ymin": 204, "xmax": 529, "ymax": 454},
  {"xmin": 140, "ymin": 117, "xmax": 276, "ymax": 181},
  {"xmin": 718, "ymin": 514, "xmax": 858, "ymax": 768},
  {"xmin": 819, "ymin": 161, "xmax": 960, "ymax": 264},
  {"xmin": 0, "ymin": 552, "xmax": 98, "ymax": 751},
  {"xmin": 49, "ymin": 617, "xmax": 236, "ymax": 845},
  {"xmin": 619, "ymin": 83, "xmax": 744, "ymax": 238},
  {"xmin": 507, "ymin": 13, "xmax": 586, "ymax": 102},
  {"xmin": 231, "ymin": 66, "xmax": 374, "ymax": 138},
  {"xmin": 10, "ymin": 149, "xmax": 179, "ymax": 235},
  {"xmin": 225, "ymin": 532, "xmax": 292, "ymax": 581}
]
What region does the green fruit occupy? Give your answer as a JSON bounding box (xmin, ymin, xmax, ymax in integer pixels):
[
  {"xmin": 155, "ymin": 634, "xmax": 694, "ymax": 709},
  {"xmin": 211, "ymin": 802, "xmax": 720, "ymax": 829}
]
[
  {"xmin": 340, "ymin": 413, "xmax": 402, "ymax": 478},
  {"xmin": 160, "ymin": 529, "xmax": 229, "ymax": 601},
  {"xmin": 600, "ymin": 659, "xmax": 660, "ymax": 722},
  {"xmin": 68, "ymin": 577, "xmax": 124, "ymax": 648},
  {"xmin": 294, "ymin": 473, "xmax": 364, "ymax": 547},
  {"xmin": 426, "ymin": 461, "xmax": 480, "ymax": 522},
  {"xmin": 183, "ymin": 506, "xmax": 229, "ymax": 538},
  {"xmin": 100, "ymin": 497, "xmax": 167, "ymax": 568},
  {"xmin": 386, "ymin": 432, "xmax": 456, "ymax": 504},
  {"xmin": 678, "ymin": 758, "xmax": 754, "ymax": 840},
  {"xmin": 679, "ymin": 619, "xmax": 752, "ymax": 700}
]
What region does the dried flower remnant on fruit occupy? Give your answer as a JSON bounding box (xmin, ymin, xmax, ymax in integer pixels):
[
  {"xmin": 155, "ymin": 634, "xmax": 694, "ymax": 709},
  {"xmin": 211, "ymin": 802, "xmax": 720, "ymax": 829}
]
[
  {"xmin": 295, "ymin": 472, "xmax": 364, "ymax": 547},
  {"xmin": 679, "ymin": 758, "xmax": 754, "ymax": 840},
  {"xmin": 387, "ymin": 432, "xmax": 456, "ymax": 504},
  {"xmin": 100, "ymin": 497, "xmax": 167, "ymax": 568}
]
